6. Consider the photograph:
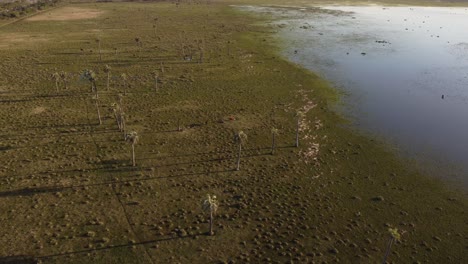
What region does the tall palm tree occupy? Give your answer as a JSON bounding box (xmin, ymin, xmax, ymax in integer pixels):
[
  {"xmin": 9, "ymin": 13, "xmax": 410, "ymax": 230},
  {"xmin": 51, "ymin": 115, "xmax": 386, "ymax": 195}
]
[
  {"xmin": 271, "ymin": 127, "xmax": 279, "ymax": 155},
  {"xmin": 104, "ymin": 65, "xmax": 111, "ymax": 91},
  {"xmin": 82, "ymin": 69, "xmax": 98, "ymax": 93},
  {"xmin": 153, "ymin": 71, "xmax": 159, "ymax": 92},
  {"xmin": 135, "ymin": 37, "xmax": 141, "ymax": 47},
  {"xmin": 51, "ymin": 72, "xmax": 60, "ymax": 92},
  {"xmin": 59, "ymin": 71, "xmax": 68, "ymax": 90},
  {"xmin": 120, "ymin": 112, "xmax": 126, "ymax": 139},
  {"xmin": 234, "ymin": 131, "xmax": 247, "ymax": 171},
  {"xmin": 382, "ymin": 228, "xmax": 405, "ymax": 264},
  {"xmin": 111, "ymin": 103, "xmax": 122, "ymax": 130},
  {"xmin": 120, "ymin": 73, "xmax": 128, "ymax": 95},
  {"xmin": 125, "ymin": 131, "xmax": 139, "ymax": 167},
  {"xmin": 117, "ymin": 93, "xmax": 124, "ymax": 113},
  {"xmin": 92, "ymin": 94, "xmax": 102, "ymax": 125},
  {"xmin": 153, "ymin": 17, "xmax": 158, "ymax": 38},
  {"xmin": 295, "ymin": 111, "xmax": 304, "ymax": 148},
  {"xmin": 96, "ymin": 38, "xmax": 102, "ymax": 62},
  {"xmin": 201, "ymin": 194, "xmax": 219, "ymax": 236},
  {"xmin": 199, "ymin": 47, "xmax": 204, "ymax": 64}
]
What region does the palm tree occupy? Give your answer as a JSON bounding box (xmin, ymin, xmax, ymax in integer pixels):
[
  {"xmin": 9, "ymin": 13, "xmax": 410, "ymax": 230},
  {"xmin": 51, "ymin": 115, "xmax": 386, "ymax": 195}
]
[
  {"xmin": 201, "ymin": 194, "xmax": 219, "ymax": 236},
  {"xmin": 153, "ymin": 18, "xmax": 158, "ymax": 38},
  {"xmin": 135, "ymin": 37, "xmax": 143, "ymax": 52},
  {"xmin": 120, "ymin": 112, "xmax": 126, "ymax": 139},
  {"xmin": 92, "ymin": 94, "xmax": 102, "ymax": 125},
  {"xmin": 153, "ymin": 71, "xmax": 159, "ymax": 92},
  {"xmin": 111, "ymin": 103, "xmax": 122, "ymax": 130},
  {"xmin": 117, "ymin": 94, "xmax": 126, "ymax": 138},
  {"xmin": 295, "ymin": 111, "xmax": 304, "ymax": 147},
  {"xmin": 82, "ymin": 69, "xmax": 98, "ymax": 93},
  {"xmin": 234, "ymin": 131, "xmax": 247, "ymax": 171},
  {"xmin": 120, "ymin": 73, "xmax": 128, "ymax": 95},
  {"xmin": 177, "ymin": 118, "xmax": 182, "ymax": 132},
  {"xmin": 125, "ymin": 131, "xmax": 139, "ymax": 167},
  {"xmin": 51, "ymin": 72, "xmax": 60, "ymax": 92},
  {"xmin": 104, "ymin": 65, "xmax": 111, "ymax": 91},
  {"xmin": 59, "ymin": 71, "xmax": 68, "ymax": 90},
  {"xmin": 135, "ymin": 37, "xmax": 141, "ymax": 47},
  {"xmin": 382, "ymin": 228, "xmax": 405, "ymax": 264},
  {"xmin": 96, "ymin": 38, "xmax": 102, "ymax": 61},
  {"xmin": 118, "ymin": 93, "xmax": 124, "ymax": 113},
  {"xmin": 271, "ymin": 128, "xmax": 279, "ymax": 155},
  {"xmin": 199, "ymin": 47, "xmax": 204, "ymax": 64}
]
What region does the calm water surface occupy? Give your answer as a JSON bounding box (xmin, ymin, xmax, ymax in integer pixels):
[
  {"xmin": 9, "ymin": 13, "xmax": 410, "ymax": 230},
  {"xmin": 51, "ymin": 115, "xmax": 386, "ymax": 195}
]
[{"xmin": 241, "ymin": 5, "xmax": 468, "ymax": 187}]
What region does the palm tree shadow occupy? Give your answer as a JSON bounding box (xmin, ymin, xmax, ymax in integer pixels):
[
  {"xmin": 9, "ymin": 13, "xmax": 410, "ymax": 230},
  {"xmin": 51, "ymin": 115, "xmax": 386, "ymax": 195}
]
[
  {"xmin": 0, "ymin": 255, "xmax": 37, "ymax": 264},
  {"xmin": 0, "ymin": 186, "xmax": 64, "ymax": 198},
  {"xmin": 0, "ymin": 169, "xmax": 233, "ymax": 198},
  {"xmin": 36, "ymin": 234, "xmax": 202, "ymax": 260}
]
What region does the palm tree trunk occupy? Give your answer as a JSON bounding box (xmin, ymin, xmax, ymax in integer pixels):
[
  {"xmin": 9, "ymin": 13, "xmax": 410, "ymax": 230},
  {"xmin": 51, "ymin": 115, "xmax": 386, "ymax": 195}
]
[
  {"xmin": 295, "ymin": 117, "xmax": 300, "ymax": 147},
  {"xmin": 92, "ymin": 81, "xmax": 97, "ymax": 94},
  {"xmin": 114, "ymin": 111, "xmax": 121, "ymax": 130},
  {"xmin": 236, "ymin": 143, "xmax": 242, "ymax": 171},
  {"xmin": 199, "ymin": 49, "xmax": 204, "ymax": 64},
  {"xmin": 209, "ymin": 209, "xmax": 214, "ymax": 236},
  {"xmin": 132, "ymin": 143, "xmax": 136, "ymax": 166},
  {"xmin": 55, "ymin": 81, "xmax": 59, "ymax": 92},
  {"xmin": 98, "ymin": 42, "xmax": 102, "ymax": 61},
  {"xmin": 95, "ymin": 99, "xmax": 102, "ymax": 125},
  {"xmin": 107, "ymin": 72, "xmax": 110, "ymax": 91},
  {"xmin": 154, "ymin": 76, "xmax": 158, "ymax": 91},
  {"xmin": 121, "ymin": 116, "xmax": 126, "ymax": 139},
  {"xmin": 382, "ymin": 237, "xmax": 395, "ymax": 264},
  {"xmin": 271, "ymin": 133, "xmax": 276, "ymax": 155}
]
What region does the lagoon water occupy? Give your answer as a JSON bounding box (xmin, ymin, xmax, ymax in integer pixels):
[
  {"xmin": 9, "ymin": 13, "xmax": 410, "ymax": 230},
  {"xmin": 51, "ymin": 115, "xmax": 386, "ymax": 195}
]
[{"xmin": 242, "ymin": 5, "xmax": 468, "ymax": 187}]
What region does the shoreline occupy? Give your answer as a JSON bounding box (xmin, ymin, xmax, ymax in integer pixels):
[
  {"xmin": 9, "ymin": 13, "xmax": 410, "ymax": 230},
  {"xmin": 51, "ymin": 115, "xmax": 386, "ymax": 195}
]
[{"xmin": 239, "ymin": 3, "xmax": 468, "ymax": 192}]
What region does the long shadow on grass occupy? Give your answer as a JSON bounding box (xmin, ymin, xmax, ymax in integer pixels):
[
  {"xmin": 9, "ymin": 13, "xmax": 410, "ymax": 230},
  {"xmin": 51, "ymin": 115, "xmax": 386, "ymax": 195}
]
[
  {"xmin": 0, "ymin": 169, "xmax": 233, "ymax": 198},
  {"xmin": 0, "ymin": 255, "xmax": 37, "ymax": 264},
  {"xmin": 36, "ymin": 234, "xmax": 201, "ymax": 260}
]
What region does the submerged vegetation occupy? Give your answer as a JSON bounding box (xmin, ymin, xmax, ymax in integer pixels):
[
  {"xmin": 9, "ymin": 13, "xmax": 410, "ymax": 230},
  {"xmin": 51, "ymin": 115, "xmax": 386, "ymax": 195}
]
[{"xmin": 0, "ymin": 1, "xmax": 466, "ymax": 263}]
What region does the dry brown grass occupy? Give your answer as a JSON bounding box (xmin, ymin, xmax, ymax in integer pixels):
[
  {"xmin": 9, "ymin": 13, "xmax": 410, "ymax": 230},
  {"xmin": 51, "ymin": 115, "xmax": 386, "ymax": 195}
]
[{"xmin": 26, "ymin": 7, "xmax": 104, "ymax": 21}]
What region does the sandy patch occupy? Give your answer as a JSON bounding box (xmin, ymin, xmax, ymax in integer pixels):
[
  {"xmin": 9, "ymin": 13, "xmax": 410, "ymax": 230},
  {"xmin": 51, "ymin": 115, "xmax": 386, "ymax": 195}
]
[
  {"xmin": 26, "ymin": 7, "xmax": 104, "ymax": 21},
  {"xmin": 0, "ymin": 33, "xmax": 49, "ymax": 49},
  {"xmin": 31, "ymin": 107, "xmax": 46, "ymax": 115}
]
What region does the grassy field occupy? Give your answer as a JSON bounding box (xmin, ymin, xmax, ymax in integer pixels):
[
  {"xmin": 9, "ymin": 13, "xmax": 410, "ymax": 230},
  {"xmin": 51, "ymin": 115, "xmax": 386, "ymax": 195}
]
[{"xmin": 0, "ymin": 1, "xmax": 466, "ymax": 263}]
